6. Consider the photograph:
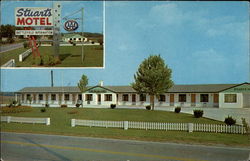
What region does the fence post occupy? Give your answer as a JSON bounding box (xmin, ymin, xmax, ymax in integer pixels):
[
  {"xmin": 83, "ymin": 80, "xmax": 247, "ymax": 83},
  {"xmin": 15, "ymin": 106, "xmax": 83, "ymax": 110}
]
[
  {"xmin": 188, "ymin": 123, "xmax": 193, "ymax": 133},
  {"xmin": 7, "ymin": 116, "xmax": 11, "ymax": 123},
  {"xmin": 124, "ymin": 121, "xmax": 128, "ymax": 130},
  {"xmin": 46, "ymin": 118, "xmax": 50, "ymax": 125},
  {"xmin": 71, "ymin": 119, "xmax": 76, "ymax": 127}
]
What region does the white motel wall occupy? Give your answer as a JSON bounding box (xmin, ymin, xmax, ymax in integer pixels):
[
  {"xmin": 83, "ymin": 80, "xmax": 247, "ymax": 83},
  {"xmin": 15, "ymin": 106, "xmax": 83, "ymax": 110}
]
[{"xmin": 16, "ymin": 83, "xmax": 250, "ymax": 108}]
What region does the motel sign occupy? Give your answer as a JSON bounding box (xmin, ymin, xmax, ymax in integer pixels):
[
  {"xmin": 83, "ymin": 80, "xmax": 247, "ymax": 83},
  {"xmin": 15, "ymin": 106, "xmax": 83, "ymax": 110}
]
[{"xmin": 15, "ymin": 7, "xmax": 53, "ymax": 26}]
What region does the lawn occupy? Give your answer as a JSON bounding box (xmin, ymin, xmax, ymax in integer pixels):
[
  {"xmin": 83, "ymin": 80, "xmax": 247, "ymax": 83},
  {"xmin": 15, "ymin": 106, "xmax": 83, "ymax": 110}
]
[
  {"xmin": 1, "ymin": 108, "xmax": 249, "ymax": 147},
  {"xmin": 0, "ymin": 45, "xmax": 103, "ymax": 67}
]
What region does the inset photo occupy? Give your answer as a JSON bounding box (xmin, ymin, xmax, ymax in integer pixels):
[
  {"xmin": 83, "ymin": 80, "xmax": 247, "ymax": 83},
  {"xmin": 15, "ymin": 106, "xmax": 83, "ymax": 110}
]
[{"xmin": 0, "ymin": 1, "xmax": 104, "ymax": 68}]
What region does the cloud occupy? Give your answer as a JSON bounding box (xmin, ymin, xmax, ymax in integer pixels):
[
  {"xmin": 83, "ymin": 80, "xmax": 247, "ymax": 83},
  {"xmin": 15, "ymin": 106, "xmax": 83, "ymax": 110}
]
[
  {"xmin": 149, "ymin": 3, "xmax": 188, "ymax": 26},
  {"xmin": 105, "ymin": 1, "xmax": 130, "ymax": 8}
]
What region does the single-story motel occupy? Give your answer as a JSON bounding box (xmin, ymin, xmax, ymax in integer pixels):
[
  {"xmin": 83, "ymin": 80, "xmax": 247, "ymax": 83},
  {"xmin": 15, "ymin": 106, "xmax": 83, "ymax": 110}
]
[{"xmin": 15, "ymin": 83, "xmax": 250, "ymax": 108}]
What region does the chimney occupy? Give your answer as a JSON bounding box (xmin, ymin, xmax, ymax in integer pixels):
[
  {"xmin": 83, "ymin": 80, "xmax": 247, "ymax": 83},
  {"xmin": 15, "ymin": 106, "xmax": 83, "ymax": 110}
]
[
  {"xmin": 51, "ymin": 70, "xmax": 54, "ymax": 87},
  {"xmin": 99, "ymin": 80, "xmax": 103, "ymax": 86}
]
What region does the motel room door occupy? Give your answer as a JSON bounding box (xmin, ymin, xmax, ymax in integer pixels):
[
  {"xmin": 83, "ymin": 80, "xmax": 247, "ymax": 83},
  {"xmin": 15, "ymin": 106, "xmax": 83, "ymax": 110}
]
[
  {"xmin": 191, "ymin": 94, "xmax": 196, "ymax": 107},
  {"xmin": 132, "ymin": 94, "xmax": 136, "ymax": 105},
  {"xmin": 97, "ymin": 94, "xmax": 101, "ymax": 105},
  {"xmin": 213, "ymin": 94, "xmax": 219, "ymax": 107},
  {"xmin": 170, "ymin": 94, "xmax": 174, "ymax": 106}
]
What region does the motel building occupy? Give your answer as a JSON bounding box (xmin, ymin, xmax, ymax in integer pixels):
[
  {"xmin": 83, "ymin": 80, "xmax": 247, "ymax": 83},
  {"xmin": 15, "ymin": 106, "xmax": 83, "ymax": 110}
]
[
  {"xmin": 62, "ymin": 34, "xmax": 88, "ymax": 43},
  {"xmin": 15, "ymin": 83, "xmax": 250, "ymax": 108}
]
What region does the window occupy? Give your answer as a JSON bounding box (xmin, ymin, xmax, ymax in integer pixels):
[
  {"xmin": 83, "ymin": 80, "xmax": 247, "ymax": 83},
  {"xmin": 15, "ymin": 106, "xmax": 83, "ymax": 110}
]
[
  {"xmin": 78, "ymin": 94, "xmax": 82, "ymax": 100},
  {"xmin": 200, "ymin": 94, "xmax": 209, "ymax": 102},
  {"xmin": 159, "ymin": 95, "xmax": 166, "ymax": 102},
  {"xmin": 51, "ymin": 94, "xmax": 56, "ymax": 101},
  {"xmin": 225, "ymin": 94, "xmax": 237, "ymax": 103},
  {"xmin": 74, "ymin": 38, "xmax": 76, "ymax": 40},
  {"xmin": 140, "ymin": 94, "xmax": 146, "ymax": 102},
  {"xmin": 64, "ymin": 94, "xmax": 69, "ymax": 101},
  {"xmin": 179, "ymin": 94, "xmax": 186, "ymax": 102},
  {"xmin": 85, "ymin": 94, "xmax": 93, "ymax": 101},
  {"xmin": 78, "ymin": 38, "xmax": 81, "ymax": 41},
  {"xmin": 39, "ymin": 94, "xmax": 43, "ymax": 101},
  {"xmin": 70, "ymin": 38, "xmax": 72, "ymax": 41},
  {"xmin": 122, "ymin": 94, "xmax": 129, "ymax": 101},
  {"xmin": 105, "ymin": 94, "xmax": 112, "ymax": 101}
]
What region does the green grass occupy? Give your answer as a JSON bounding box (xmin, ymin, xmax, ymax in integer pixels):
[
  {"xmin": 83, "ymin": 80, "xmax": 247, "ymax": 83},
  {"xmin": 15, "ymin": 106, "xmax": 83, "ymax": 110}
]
[
  {"xmin": 1, "ymin": 108, "xmax": 249, "ymax": 147},
  {"xmin": 0, "ymin": 45, "xmax": 103, "ymax": 67},
  {"xmin": 0, "ymin": 47, "xmax": 27, "ymax": 66}
]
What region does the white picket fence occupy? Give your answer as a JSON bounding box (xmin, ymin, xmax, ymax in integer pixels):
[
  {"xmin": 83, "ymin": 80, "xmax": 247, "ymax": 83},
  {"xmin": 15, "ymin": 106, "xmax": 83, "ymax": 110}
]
[
  {"xmin": 1, "ymin": 116, "xmax": 50, "ymax": 125},
  {"xmin": 1, "ymin": 59, "xmax": 15, "ymax": 67},
  {"xmin": 19, "ymin": 49, "xmax": 31, "ymax": 62},
  {"xmin": 71, "ymin": 119, "xmax": 246, "ymax": 134}
]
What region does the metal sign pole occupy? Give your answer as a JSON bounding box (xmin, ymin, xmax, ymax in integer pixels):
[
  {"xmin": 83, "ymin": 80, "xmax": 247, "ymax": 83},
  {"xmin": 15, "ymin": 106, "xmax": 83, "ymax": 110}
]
[{"xmin": 81, "ymin": 8, "xmax": 84, "ymax": 63}]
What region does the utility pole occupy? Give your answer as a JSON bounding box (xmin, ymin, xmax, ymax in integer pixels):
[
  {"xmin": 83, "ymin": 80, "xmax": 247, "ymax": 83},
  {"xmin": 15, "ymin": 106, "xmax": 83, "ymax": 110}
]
[
  {"xmin": 53, "ymin": 2, "xmax": 61, "ymax": 61},
  {"xmin": 81, "ymin": 8, "xmax": 84, "ymax": 63}
]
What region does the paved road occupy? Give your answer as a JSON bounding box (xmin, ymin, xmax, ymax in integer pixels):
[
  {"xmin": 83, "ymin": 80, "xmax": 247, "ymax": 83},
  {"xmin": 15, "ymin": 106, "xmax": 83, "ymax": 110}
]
[
  {"xmin": 1, "ymin": 132, "xmax": 249, "ymax": 161},
  {"xmin": 0, "ymin": 42, "xmax": 23, "ymax": 53}
]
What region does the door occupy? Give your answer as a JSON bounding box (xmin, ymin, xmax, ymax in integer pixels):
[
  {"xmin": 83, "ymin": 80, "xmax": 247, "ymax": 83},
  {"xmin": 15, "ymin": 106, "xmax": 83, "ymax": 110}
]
[
  {"xmin": 191, "ymin": 94, "xmax": 196, "ymax": 107},
  {"xmin": 132, "ymin": 94, "xmax": 136, "ymax": 105},
  {"xmin": 98, "ymin": 94, "xmax": 101, "ymax": 105},
  {"xmin": 213, "ymin": 94, "xmax": 219, "ymax": 107},
  {"xmin": 170, "ymin": 94, "xmax": 174, "ymax": 106}
]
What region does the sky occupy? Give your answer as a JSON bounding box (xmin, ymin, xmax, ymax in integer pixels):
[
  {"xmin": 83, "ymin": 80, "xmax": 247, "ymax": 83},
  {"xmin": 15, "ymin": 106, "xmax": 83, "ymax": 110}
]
[{"xmin": 0, "ymin": 1, "xmax": 249, "ymax": 92}]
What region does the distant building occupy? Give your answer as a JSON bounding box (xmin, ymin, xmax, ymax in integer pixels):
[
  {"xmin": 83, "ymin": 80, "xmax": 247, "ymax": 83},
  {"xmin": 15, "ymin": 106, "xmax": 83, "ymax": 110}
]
[
  {"xmin": 62, "ymin": 34, "xmax": 87, "ymax": 42},
  {"xmin": 15, "ymin": 82, "xmax": 250, "ymax": 108}
]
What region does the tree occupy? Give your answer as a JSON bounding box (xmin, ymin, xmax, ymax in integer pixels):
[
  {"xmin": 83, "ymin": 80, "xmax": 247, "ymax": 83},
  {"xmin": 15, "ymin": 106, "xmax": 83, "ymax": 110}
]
[
  {"xmin": 131, "ymin": 55, "xmax": 173, "ymax": 110},
  {"xmin": 77, "ymin": 74, "xmax": 88, "ymax": 106}
]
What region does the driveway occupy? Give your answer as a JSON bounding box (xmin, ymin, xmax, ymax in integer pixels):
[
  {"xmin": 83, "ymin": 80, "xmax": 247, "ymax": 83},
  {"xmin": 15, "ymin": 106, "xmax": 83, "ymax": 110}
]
[
  {"xmin": 0, "ymin": 42, "xmax": 23, "ymax": 53},
  {"xmin": 116, "ymin": 106, "xmax": 250, "ymax": 125}
]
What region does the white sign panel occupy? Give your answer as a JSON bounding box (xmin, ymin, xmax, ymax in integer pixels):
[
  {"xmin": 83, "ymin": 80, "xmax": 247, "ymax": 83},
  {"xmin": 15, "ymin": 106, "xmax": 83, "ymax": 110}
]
[
  {"xmin": 15, "ymin": 30, "xmax": 53, "ymax": 35},
  {"xmin": 15, "ymin": 7, "xmax": 53, "ymax": 26}
]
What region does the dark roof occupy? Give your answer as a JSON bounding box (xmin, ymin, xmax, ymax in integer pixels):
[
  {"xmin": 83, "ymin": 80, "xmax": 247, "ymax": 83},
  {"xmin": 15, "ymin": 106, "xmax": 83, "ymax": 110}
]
[{"xmin": 17, "ymin": 84, "xmax": 240, "ymax": 93}]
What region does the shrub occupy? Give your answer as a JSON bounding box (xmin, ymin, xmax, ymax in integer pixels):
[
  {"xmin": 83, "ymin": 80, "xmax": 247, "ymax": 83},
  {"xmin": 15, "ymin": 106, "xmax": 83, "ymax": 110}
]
[
  {"xmin": 61, "ymin": 104, "xmax": 67, "ymax": 108},
  {"xmin": 73, "ymin": 42, "xmax": 76, "ymax": 46},
  {"xmin": 110, "ymin": 104, "xmax": 116, "ymax": 109},
  {"xmin": 175, "ymin": 107, "xmax": 181, "ymax": 113},
  {"xmin": 12, "ymin": 100, "xmax": 18, "ymax": 106},
  {"xmin": 8, "ymin": 103, "xmax": 13, "ymax": 108},
  {"xmin": 7, "ymin": 37, "xmax": 14, "ymax": 43},
  {"xmin": 45, "ymin": 103, "xmax": 49, "ymax": 108},
  {"xmin": 42, "ymin": 55, "xmax": 50, "ymax": 65},
  {"xmin": 23, "ymin": 42, "xmax": 28, "ymax": 48},
  {"xmin": 76, "ymin": 104, "xmax": 81, "ymax": 108},
  {"xmin": 193, "ymin": 110, "xmax": 203, "ymax": 118},
  {"xmin": 145, "ymin": 105, "xmax": 151, "ymax": 110},
  {"xmin": 68, "ymin": 110, "xmax": 78, "ymax": 114},
  {"xmin": 33, "ymin": 56, "xmax": 42, "ymax": 66},
  {"xmin": 41, "ymin": 108, "xmax": 46, "ymax": 113},
  {"xmin": 18, "ymin": 103, "xmax": 22, "ymax": 106},
  {"xmin": 49, "ymin": 56, "xmax": 56, "ymax": 66},
  {"xmin": 224, "ymin": 116, "xmax": 236, "ymax": 125}
]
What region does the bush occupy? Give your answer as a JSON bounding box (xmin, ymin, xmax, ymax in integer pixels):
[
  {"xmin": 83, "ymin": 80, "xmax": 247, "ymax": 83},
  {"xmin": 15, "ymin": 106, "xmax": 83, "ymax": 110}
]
[
  {"xmin": 193, "ymin": 110, "xmax": 203, "ymax": 118},
  {"xmin": 61, "ymin": 104, "xmax": 67, "ymax": 108},
  {"xmin": 224, "ymin": 116, "xmax": 236, "ymax": 125},
  {"xmin": 45, "ymin": 103, "xmax": 49, "ymax": 108},
  {"xmin": 175, "ymin": 107, "xmax": 181, "ymax": 113},
  {"xmin": 12, "ymin": 100, "xmax": 18, "ymax": 106},
  {"xmin": 68, "ymin": 110, "xmax": 78, "ymax": 114},
  {"xmin": 42, "ymin": 55, "xmax": 50, "ymax": 65},
  {"xmin": 73, "ymin": 42, "xmax": 76, "ymax": 46},
  {"xmin": 145, "ymin": 105, "xmax": 151, "ymax": 110},
  {"xmin": 76, "ymin": 104, "xmax": 81, "ymax": 108},
  {"xmin": 49, "ymin": 56, "xmax": 56, "ymax": 66},
  {"xmin": 23, "ymin": 42, "xmax": 28, "ymax": 48},
  {"xmin": 110, "ymin": 104, "xmax": 116, "ymax": 109},
  {"xmin": 33, "ymin": 56, "xmax": 42, "ymax": 66},
  {"xmin": 18, "ymin": 103, "xmax": 22, "ymax": 106},
  {"xmin": 41, "ymin": 108, "xmax": 46, "ymax": 113},
  {"xmin": 7, "ymin": 37, "xmax": 14, "ymax": 43}
]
